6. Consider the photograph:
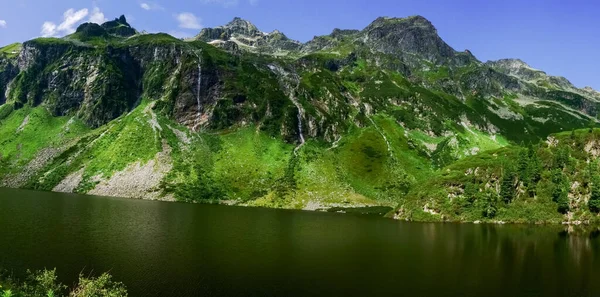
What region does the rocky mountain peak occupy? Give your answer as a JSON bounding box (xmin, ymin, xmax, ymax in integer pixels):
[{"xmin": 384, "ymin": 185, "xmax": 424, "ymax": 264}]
[
  {"xmin": 361, "ymin": 15, "xmax": 455, "ymax": 65},
  {"xmin": 486, "ymin": 58, "xmax": 579, "ymax": 90},
  {"xmin": 99, "ymin": 15, "xmax": 136, "ymax": 37},
  {"xmin": 583, "ymin": 86, "xmax": 600, "ymax": 97},
  {"xmin": 488, "ymin": 58, "xmax": 536, "ymax": 71},
  {"xmin": 330, "ymin": 28, "xmax": 360, "ymax": 39},
  {"xmin": 197, "ymin": 17, "xmax": 301, "ymax": 53},
  {"xmin": 224, "ymin": 17, "xmax": 261, "ymax": 37},
  {"xmin": 365, "ymin": 15, "xmax": 436, "ymax": 32}
]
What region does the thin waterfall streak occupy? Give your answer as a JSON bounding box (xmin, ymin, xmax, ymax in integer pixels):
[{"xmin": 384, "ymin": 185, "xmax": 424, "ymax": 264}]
[{"xmin": 194, "ymin": 49, "xmax": 203, "ymax": 131}]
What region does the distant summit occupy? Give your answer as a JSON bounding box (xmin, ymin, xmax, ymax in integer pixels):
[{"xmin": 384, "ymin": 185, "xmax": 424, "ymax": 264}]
[
  {"xmin": 101, "ymin": 15, "xmax": 136, "ymax": 37},
  {"xmin": 75, "ymin": 15, "xmax": 136, "ymax": 39},
  {"xmin": 195, "ymin": 17, "xmax": 302, "ymax": 54}
]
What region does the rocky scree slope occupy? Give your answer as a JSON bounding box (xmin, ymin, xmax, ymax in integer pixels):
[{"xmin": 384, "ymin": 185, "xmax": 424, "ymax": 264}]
[{"xmin": 0, "ymin": 15, "xmax": 599, "ymax": 219}]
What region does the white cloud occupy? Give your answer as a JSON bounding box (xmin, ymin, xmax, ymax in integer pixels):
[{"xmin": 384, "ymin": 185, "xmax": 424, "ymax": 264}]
[
  {"xmin": 41, "ymin": 8, "xmax": 89, "ymax": 37},
  {"xmin": 56, "ymin": 8, "xmax": 89, "ymax": 33},
  {"xmin": 40, "ymin": 7, "xmax": 111, "ymax": 37},
  {"xmin": 140, "ymin": 2, "xmax": 164, "ymax": 11},
  {"xmin": 88, "ymin": 7, "xmax": 107, "ymax": 24},
  {"xmin": 41, "ymin": 22, "xmax": 57, "ymax": 37},
  {"xmin": 175, "ymin": 12, "xmax": 202, "ymax": 30},
  {"xmin": 0, "ymin": 20, "xmax": 6, "ymax": 28}
]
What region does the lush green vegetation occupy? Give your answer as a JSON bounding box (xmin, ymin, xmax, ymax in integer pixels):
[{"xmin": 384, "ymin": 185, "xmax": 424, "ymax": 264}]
[
  {"xmin": 2, "ymin": 15, "xmax": 600, "ymax": 221},
  {"xmin": 395, "ymin": 129, "xmax": 600, "ymax": 223},
  {"xmin": 0, "ymin": 43, "xmax": 21, "ymax": 58},
  {"xmin": 0, "ymin": 268, "xmax": 127, "ymax": 297}
]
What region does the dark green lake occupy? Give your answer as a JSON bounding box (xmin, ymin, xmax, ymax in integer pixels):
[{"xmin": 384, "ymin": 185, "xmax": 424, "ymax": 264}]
[{"xmin": 1, "ymin": 188, "xmax": 600, "ymax": 297}]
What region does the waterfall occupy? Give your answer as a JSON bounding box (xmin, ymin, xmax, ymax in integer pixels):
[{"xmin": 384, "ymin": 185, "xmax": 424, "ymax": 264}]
[
  {"xmin": 291, "ymin": 86, "xmax": 305, "ymax": 155},
  {"xmin": 267, "ymin": 64, "xmax": 306, "ymax": 156},
  {"xmin": 194, "ymin": 49, "xmax": 203, "ymax": 131}
]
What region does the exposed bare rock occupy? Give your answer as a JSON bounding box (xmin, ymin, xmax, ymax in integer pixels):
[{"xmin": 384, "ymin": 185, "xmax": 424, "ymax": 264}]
[
  {"xmin": 88, "ymin": 140, "xmax": 173, "ymax": 200},
  {"xmin": 53, "ymin": 167, "xmax": 85, "ymax": 193},
  {"xmin": 2, "ymin": 147, "xmax": 62, "ymax": 188}
]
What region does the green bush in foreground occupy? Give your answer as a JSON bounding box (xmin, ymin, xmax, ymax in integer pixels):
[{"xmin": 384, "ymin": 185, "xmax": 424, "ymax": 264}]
[{"xmin": 0, "ymin": 269, "xmax": 127, "ymax": 297}]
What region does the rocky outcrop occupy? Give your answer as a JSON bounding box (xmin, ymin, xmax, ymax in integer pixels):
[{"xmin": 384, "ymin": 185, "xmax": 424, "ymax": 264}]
[
  {"xmin": 101, "ymin": 15, "xmax": 136, "ymax": 37},
  {"xmin": 486, "ymin": 59, "xmax": 575, "ymax": 89},
  {"xmin": 0, "ymin": 56, "xmax": 18, "ymax": 104},
  {"xmin": 10, "ymin": 40, "xmax": 142, "ymax": 127},
  {"xmin": 196, "ymin": 17, "xmax": 301, "ymax": 54},
  {"xmin": 88, "ymin": 140, "xmax": 173, "ymax": 200},
  {"xmin": 361, "ymin": 16, "xmax": 464, "ymax": 67}
]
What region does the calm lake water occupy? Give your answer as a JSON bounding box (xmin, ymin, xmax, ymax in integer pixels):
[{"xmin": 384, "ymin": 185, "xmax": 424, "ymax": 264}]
[{"xmin": 1, "ymin": 188, "xmax": 600, "ymax": 297}]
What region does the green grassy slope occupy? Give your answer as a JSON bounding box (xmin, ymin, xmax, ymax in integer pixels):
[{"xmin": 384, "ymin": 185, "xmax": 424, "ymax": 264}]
[{"xmin": 394, "ymin": 128, "xmax": 600, "ymax": 224}]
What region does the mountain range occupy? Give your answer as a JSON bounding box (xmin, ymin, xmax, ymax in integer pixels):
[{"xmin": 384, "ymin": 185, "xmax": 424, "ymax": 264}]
[{"xmin": 1, "ymin": 15, "xmax": 599, "ymax": 223}]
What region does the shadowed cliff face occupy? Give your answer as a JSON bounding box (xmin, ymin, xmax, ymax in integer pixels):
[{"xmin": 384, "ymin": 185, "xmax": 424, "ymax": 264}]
[{"xmin": 362, "ymin": 16, "xmax": 457, "ymax": 64}]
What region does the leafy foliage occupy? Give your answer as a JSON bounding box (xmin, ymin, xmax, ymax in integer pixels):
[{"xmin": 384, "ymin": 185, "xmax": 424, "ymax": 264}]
[
  {"xmin": 0, "ymin": 268, "xmax": 126, "ymax": 297},
  {"xmin": 396, "ymin": 129, "xmax": 600, "ymax": 223}
]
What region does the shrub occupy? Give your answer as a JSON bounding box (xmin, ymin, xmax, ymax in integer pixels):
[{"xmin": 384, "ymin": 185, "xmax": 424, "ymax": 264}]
[{"xmin": 0, "ymin": 269, "xmax": 127, "ymax": 297}]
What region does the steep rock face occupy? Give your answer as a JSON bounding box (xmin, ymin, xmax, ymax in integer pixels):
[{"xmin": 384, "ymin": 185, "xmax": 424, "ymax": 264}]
[
  {"xmin": 197, "ymin": 17, "xmax": 262, "ymax": 41},
  {"xmin": 0, "ymin": 57, "xmax": 18, "ymax": 104},
  {"xmin": 486, "ymin": 58, "xmax": 577, "ymax": 90},
  {"xmin": 361, "ymin": 16, "xmax": 462, "ymax": 66},
  {"xmin": 460, "ymin": 67, "xmax": 527, "ymax": 97},
  {"xmin": 101, "ymin": 15, "xmax": 136, "ymax": 37},
  {"xmin": 197, "ymin": 17, "xmax": 302, "ymax": 54},
  {"xmin": 10, "ymin": 40, "xmax": 141, "ymax": 127},
  {"xmin": 486, "ymin": 59, "xmax": 547, "ymax": 81}
]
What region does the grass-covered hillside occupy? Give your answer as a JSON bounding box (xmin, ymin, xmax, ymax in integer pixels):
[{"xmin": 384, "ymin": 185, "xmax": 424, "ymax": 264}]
[
  {"xmin": 1, "ymin": 15, "xmax": 599, "ymax": 219},
  {"xmin": 394, "ymin": 128, "xmax": 600, "ymax": 224}
]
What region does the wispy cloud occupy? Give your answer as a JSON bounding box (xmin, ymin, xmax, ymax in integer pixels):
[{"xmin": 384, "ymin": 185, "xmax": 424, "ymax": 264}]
[
  {"xmin": 56, "ymin": 8, "xmax": 89, "ymax": 33},
  {"xmin": 41, "ymin": 8, "xmax": 89, "ymax": 37},
  {"xmin": 175, "ymin": 12, "xmax": 202, "ymax": 30},
  {"xmin": 41, "ymin": 22, "xmax": 58, "ymax": 37},
  {"xmin": 0, "ymin": 20, "xmax": 6, "ymax": 28},
  {"xmin": 249, "ymin": 0, "xmax": 258, "ymax": 6},
  {"xmin": 140, "ymin": 2, "xmax": 164, "ymax": 11},
  {"xmin": 40, "ymin": 6, "xmax": 109, "ymax": 37},
  {"xmin": 89, "ymin": 6, "xmax": 107, "ymax": 24}
]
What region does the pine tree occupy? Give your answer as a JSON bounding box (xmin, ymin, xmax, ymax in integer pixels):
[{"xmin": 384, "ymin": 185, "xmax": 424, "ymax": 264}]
[
  {"xmin": 525, "ymin": 146, "xmax": 542, "ymax": 196},
  {"xmin": 554, "ymin": 145, "xmax": 570, "ymax": 169},
  {"xmin": 551, "ymin": 169, "xmax": 570, "ymax": 214},
  {"xmin": 482, "ymin": 188, "xmax": 498, "ymax": 219},
  {"xmin": 589, "ymin": 168, "xmax": 600, "ymax": 213},
  {"xmin": 501, "ymin": 165, "xmax": 516, "ymax": 204}
]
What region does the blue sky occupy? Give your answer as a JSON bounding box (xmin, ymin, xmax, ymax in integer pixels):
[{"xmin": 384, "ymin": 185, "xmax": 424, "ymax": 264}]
[{"xmin": 0, "ymin": 0, "xmax": 598, "ymax": 89}]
